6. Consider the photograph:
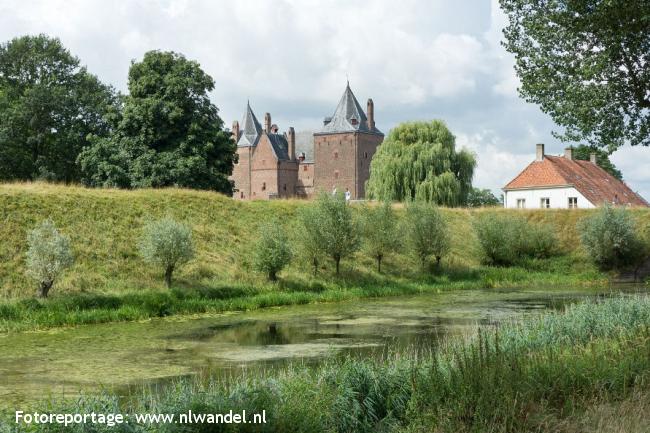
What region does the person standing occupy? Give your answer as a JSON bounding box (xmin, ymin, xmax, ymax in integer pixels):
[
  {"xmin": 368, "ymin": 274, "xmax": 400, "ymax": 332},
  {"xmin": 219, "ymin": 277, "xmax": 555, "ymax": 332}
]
[{"xmin": 345, "ymin": 187, "xmax": 351, "ymax": 203}]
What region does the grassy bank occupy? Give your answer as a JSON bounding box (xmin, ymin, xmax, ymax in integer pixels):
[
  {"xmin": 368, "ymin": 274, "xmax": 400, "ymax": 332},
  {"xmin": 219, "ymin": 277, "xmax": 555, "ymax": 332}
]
[
  {"xmin": 2, "ymin": 182, "xmax": 648, "ymax": 331},
  {"xmin": 5, "ymin": 296, "xmax": 650, "ymax": 432}
]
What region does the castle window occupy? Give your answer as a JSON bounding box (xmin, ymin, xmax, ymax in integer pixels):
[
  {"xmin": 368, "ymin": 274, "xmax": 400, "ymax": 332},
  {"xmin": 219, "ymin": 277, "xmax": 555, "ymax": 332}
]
[
  {"xmin": 240, "ymin": 192, "xmax": 244, "ymax": 199},
  {"xmin": 303, "ymin": 165, "xmax": 308, "ymax": 171},
  {"xmin": 351, "ymin": 118, "xmax": 358, "ymax": 125},
  {"xmin": 262, "ymin": 182, "xmax": 266, "ymax": 191},
  {"xmin": 283, "ymin": 184, "xmax": 287, "ymax": 191},
  {"xmin": 334, "ymin": 151, "xmax": 338, "ymax": 160},
  {"xmin": 365, "ymin": 152, "xmax": 368, "ymax": 158},
  {"xmin": 334, "ymin": 170, "xmax": 339, "ymax": 179}
]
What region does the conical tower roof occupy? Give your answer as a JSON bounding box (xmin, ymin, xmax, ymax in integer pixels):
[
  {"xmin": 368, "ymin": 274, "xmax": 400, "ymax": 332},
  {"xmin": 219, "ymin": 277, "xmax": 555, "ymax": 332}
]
[
  {"xmin": 237, "ymin": 101, "xmax": 263, "ymax": 147},
  {"xmin": 320, "ymin": 83, "xmax": 382, "ymax": 134}
]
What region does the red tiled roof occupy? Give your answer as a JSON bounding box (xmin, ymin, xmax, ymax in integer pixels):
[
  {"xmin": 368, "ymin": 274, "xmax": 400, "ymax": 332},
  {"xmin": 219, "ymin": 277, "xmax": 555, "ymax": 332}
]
[{"xmin": 504, "ymin": 155, "xmax": 648, "ymax": 207}]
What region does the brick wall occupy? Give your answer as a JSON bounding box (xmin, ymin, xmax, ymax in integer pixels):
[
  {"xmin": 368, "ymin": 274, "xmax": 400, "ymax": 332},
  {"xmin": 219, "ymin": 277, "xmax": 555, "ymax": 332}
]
[
  {"xmin": 356, "ymin": 133, "xmax": 383, "ymax": 198},
  {"xmin": 296, "ymin": 162, "xmax": 315, "ymax": 197},
  {"xmin": 231, "ymin": 146, "xmax": 251, "ymax": 200},
  {"xmin": 314, "ymin": 132, "xmax": 357, "ymax": 197}
]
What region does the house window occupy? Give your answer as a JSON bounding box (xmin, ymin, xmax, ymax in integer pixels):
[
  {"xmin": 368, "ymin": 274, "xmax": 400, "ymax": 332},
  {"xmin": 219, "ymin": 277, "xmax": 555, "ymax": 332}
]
[
  {"xmin": 516, "ymin": 199, "xmax": 526, "ymax": 209},
  {"xmin": 568, "ymin": 197, "xmax": 578, "ymax": 209},
  {"xmin": 540, "ymin": 198, "xmax": 550, "ymax": 208},
  {"xmin": 262, "ymin": 182, "xmax": 266, "ymax": 191}
]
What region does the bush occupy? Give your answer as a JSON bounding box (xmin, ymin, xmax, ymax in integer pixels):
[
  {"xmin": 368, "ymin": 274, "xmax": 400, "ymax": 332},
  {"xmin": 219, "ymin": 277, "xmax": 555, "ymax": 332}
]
[
  {"xmin": 253, "ymin": 219, "xmax": 292, "ymax": 281},
  {"xmin": 302, "ymin": 192, "xmax": 360, "ymax": 275},
  {"xmin": 473, "ymin": 213, "xmax": 558, "ymax": 265},
  {"xmin": 139, "ymin": 217, "xmax": 194, "ymax": 288},
  {"xmin": 578, "ymin": 205, "xmax": 646, "ymax": 270},
  {"xmin": 403, "ymin": 202, "xmax": 450, "ymax": 270},
  {"xmin": 25, "ymin": 219, "xmax": 74, "ymax": 298},
  {"xmin": 360, "ymin": 202, "xmax": 400, "ymax": 272}
]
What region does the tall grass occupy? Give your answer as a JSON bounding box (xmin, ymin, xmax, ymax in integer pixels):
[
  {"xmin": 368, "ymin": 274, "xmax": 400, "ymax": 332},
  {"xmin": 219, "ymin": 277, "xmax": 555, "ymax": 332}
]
[{"xmin": 5, "ymin": 296, "xmax": 650, "ymax": 432}]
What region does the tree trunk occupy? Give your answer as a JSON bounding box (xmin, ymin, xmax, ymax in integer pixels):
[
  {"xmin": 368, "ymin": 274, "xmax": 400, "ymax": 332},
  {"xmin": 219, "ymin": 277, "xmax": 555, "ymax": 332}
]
[
  {"xmin": 335, "ymin": 256, "xmax": 341, "ymax": 275},
  {"xmin": 164, "ymin": 265, "xmax": 174, "ymax": 289},
  {"xmin": 312, "ymin": 258, "xmax": 318, "ymax": 276},
  {"xmin": 436, "ymin": 256, "xmax": 441, "ymax": 267},
  {"xmin": 39, "ymin": 280, "xmax": 53, "ymax": 298},
  {"xmin": 269, "ymin": 271, "xmax": 277, "ymax": 281},
  {"xmin": 377, "ymin": 254, "xmax": 383, "ymax": 273}
]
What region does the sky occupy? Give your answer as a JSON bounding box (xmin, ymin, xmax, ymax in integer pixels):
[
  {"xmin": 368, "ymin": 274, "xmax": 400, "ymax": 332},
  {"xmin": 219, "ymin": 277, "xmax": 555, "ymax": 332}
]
[{"xmin": 1, "ymin": 0, "xmax": 648, "ymax": 199}]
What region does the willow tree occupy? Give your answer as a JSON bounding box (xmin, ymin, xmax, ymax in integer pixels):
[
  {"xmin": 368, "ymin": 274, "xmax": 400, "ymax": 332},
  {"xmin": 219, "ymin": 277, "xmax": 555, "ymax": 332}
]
[{"xmin": 366, "ymin": 121, "xmax": 476, "ymax": 205}]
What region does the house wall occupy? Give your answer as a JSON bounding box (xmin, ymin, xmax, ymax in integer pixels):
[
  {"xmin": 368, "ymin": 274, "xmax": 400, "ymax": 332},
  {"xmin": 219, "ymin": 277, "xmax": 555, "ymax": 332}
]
[
  {"xmin": 314, "ymin": 132, "xmax": 356, "ymax": 197},
  {"xmin": 504, "ymin": 187, "xmax": 594, "ymax": 209},
  {"xmin": 296, "ymin": 162, "xmax": 315, "ymax": 197},
  {"xmin": 356, "ymin": 133, "xmax": 383, "ymax": 198},
  {"xmin": 231, "ymin": 147, "xmax": 251, "ymax": 200},
  {"xmin": 249, "ymin": 137, "xmax": 282, "ymax": 200},
  {"xmin": 277, "ymin": 160, "xmax": 299, "ymax": 199}
]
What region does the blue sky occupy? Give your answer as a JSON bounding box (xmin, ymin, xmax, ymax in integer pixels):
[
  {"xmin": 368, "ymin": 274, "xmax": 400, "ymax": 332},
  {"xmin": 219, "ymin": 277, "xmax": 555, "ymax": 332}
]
[{"xmin": 1, "ymin": 0, "xmax": 648, "ymax": 199}]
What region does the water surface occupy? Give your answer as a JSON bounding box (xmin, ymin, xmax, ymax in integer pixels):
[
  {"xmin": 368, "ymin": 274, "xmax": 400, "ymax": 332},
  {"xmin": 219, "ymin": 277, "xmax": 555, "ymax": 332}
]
[{"xmin": 0, "ymin": 285, "xmax": 646, "ymax": 408}]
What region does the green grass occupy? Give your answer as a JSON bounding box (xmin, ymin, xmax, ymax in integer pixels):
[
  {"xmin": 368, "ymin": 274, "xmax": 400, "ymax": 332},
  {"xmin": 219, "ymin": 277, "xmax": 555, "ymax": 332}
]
[
  {"xmin": 1, "ymin": 182, "xmax": 647, "ymax": 331},
  {"xmin": 5, "ymin": 296, "xmax": 650, "ymax": 432}
]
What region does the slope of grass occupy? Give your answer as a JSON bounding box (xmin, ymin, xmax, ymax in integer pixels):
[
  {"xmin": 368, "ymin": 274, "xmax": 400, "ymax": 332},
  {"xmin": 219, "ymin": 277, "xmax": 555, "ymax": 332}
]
[
  {"xmin": 1, "ymin": 182, "xmax": 647, "ymax": 331},
  {"xmin": 4, "ymin": 296, "xmax": 650, "ymax": 433}
]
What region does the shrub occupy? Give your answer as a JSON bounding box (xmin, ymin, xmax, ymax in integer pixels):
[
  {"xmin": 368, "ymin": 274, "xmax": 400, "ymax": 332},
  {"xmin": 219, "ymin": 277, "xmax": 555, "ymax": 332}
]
[
  {"xmin": 360, "ymin": 202, "xmax": 400, "ymax": 272},
  {"xmin": 25, "ymin": 219, "xmax": 74, "ymax": 298},
  {"xmin": 474, "ymin": 213, "xmax": 558, "ymax": 265},
  {"xmin": 253, "ymin": 219, "xmax": 292, "ymax": 281},
  {"xmin": 303, "ymin": 192, "xmax": 360, "ymax": 275},
  {"xmin": 403, "ymin": 202, "xmax": 450, "ymax": 270},
  {"xmin": 295, "ymin": 205, "xmax": 324, "ymax": 276},
  {"xmin": 139, "ymin": 217, "xmax": 194, "ymax": 288},
  {"xmin": 578, "ymin": 205, "xmax": 646, "ymax": 270}
]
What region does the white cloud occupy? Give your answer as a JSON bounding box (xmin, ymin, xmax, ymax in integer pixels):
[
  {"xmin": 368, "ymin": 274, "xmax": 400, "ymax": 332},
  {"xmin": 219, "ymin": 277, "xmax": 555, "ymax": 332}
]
[{"xmin": 0, "ymin": 0, "xmax": 647, "ymax": 200}]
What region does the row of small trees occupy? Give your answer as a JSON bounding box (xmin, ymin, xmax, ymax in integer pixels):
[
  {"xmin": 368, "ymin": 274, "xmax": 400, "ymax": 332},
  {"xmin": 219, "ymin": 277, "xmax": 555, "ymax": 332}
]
[
  {"xmin": 22, "ymin": 198, "xmax": 649, "ymax": 298},
  {"xmin": 253, "ymin": 193, "xmax": 450, "ymax": 280}
]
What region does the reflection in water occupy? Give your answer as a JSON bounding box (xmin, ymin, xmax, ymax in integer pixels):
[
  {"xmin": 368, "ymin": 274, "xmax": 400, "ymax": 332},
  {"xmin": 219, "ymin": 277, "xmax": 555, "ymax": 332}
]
[{"xmin": 0, "ymin": 285, "xmax": 647, "ymax": 408}]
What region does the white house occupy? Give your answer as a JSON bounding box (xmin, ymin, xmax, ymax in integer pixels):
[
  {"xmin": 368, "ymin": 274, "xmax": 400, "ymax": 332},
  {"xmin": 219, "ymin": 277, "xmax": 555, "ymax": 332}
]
[{"xmin": 503, "ymin": 144, "xmax": 648, "ymax": 209}]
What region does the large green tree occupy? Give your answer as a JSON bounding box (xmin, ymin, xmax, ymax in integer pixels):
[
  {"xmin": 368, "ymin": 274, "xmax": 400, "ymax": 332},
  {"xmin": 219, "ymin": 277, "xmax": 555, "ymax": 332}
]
[
  {"xmin": 79, "ymin": 50, "xmax": 236, "ymax": 193},
  {"xmin": 0, "ymin": 35, "xmax": 116, "ymax": 182},
  {"xmin": 366, "ymin": 120, "xmax": 476, "ymax": 206},
  {"xmin": 500, "ymin": 0, "xmax": 650, "ymax": 150}
]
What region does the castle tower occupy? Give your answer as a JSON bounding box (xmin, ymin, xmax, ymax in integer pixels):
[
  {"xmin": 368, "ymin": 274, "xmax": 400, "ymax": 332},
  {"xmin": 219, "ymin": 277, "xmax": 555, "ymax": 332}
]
[{"xmin": 313, "ymin": 83, "xmax": 384, "ymax": 199}]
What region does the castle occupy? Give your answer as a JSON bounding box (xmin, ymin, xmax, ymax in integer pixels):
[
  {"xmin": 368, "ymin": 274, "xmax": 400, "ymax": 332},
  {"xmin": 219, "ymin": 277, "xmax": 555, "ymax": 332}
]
[{"xmin": 230, "ymin": 83, "xmax": 384, "ymax": 200}]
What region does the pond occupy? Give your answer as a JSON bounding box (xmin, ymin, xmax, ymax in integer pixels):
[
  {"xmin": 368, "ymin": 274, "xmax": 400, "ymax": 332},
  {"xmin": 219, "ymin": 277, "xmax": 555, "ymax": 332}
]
[{"xmin": 0, "ymin": 285, "xmax": 647, "ymax": 408}]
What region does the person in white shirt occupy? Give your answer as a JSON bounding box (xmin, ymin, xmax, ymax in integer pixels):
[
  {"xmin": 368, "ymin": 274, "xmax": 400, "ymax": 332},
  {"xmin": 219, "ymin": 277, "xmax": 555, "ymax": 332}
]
[
  {"xmin": 345, "ymin": 188, "xmax": 351, "ymax": 203},
  {"xmin": 332, "ymin": 185, "xmax": 337, "ymax": 196}
]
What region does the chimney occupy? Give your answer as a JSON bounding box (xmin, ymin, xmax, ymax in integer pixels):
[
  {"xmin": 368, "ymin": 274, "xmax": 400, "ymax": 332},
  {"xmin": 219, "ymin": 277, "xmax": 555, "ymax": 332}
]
[
  {"xmin": 367, "ymin": 98, "xmax": 375, "ymax": 130},
  {"xmin": 590, "ymin": 153, "xmax": 597, "ymax": 164},
  {"xmin": 536, "ymin": 143, "xmax": 545, "ymax": 161},
  {"xmin": 564, "ymin": 146, "xmax": 573, "ymax": 160},
  {"xmin": 231, "ymin": 120, "xmax": 240, "ymax": 142},
  {"xmin": 264, "ymin": 112, "xmax": 271, "ymax": 133},
  {"xmin": 287, "ymin": 127, "xmax": 296, "ymax": 161}
]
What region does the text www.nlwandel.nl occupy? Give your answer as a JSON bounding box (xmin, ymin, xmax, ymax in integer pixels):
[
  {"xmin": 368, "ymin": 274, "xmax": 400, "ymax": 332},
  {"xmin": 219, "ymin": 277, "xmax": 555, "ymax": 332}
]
[{"xmin": 15, "ymin": 410, "xmax": 267, "ymax": 427}]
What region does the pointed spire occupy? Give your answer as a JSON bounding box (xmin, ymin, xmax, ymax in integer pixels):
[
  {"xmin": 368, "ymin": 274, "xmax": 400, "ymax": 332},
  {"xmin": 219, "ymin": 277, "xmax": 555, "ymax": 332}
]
[
  {"xmin": 321, "ymin": 82, "xmax": 381, "ymax": 135},
  {"xmin": 237, "ymin": 101, "xmax": 263, "ymax": 147}
]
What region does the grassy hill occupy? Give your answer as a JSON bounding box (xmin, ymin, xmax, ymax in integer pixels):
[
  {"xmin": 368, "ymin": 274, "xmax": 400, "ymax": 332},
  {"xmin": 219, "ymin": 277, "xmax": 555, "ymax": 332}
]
[
  {"xmin": 1, "ymin": 182, "xmax": 647, "ymax": 331},
  {"xmin": 0, "ymin": 182, "xmax": 616, "ymax": 298}
]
